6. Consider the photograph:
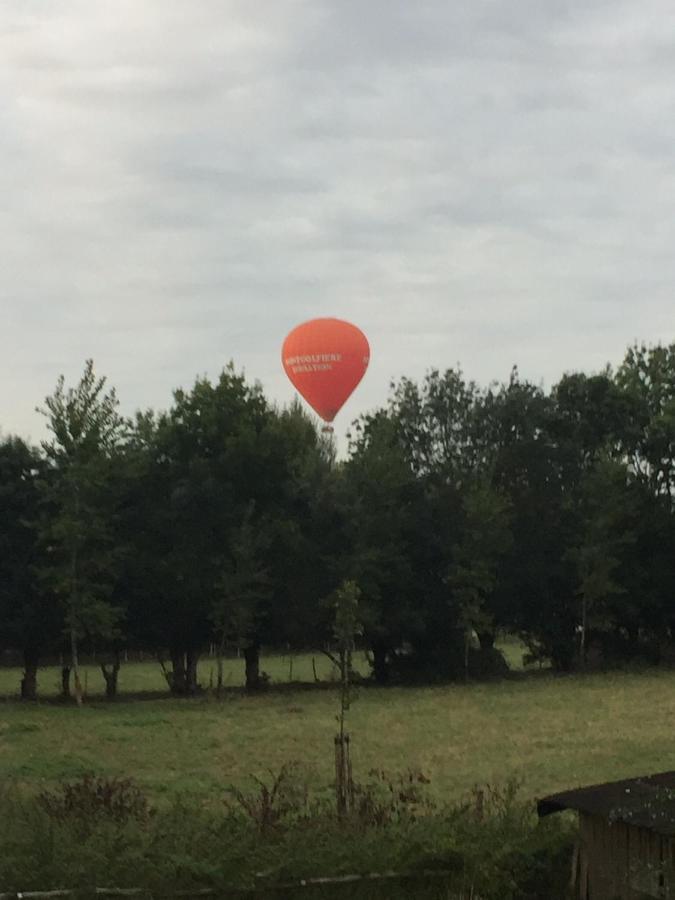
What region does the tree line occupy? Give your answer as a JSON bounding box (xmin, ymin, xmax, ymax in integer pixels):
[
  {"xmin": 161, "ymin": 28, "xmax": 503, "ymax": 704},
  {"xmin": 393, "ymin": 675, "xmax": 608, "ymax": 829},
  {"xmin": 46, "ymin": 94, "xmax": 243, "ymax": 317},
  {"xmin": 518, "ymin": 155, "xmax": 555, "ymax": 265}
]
[{"xmin": 2, "ymin": 343, "xmax": 675, "ymax": 700}]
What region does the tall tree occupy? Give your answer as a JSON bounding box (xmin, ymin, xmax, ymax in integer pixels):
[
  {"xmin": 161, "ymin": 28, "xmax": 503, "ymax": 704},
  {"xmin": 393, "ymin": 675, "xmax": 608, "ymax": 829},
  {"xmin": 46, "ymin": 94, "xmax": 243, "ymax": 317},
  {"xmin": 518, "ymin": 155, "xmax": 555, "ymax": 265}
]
[
  {"xmin": 388, "ymin": 368, "xmax": 483, "ymax": 479},
  {"xmin": 38, "ymin": 360, "xmax": 127, "ymax": 705},
  {"xmin": 482, "ymin": 372, "xmax": 576, "ymax": 670},
  {"xmin": 126, "ymin": 366, "xmax": 319, "ymax": 694},
  {"xmin": 211, "ymin": 502, "xmax": 271, "ymax": 693},
  {"xmin": 0, "ymin": 437, "xmax": 58, "ymax": 699},
  {"xmin": 251, "ymin": 402, "xmax": 341, "ymax": 674},
  {"xmin": 566, "ymin": 458, "xmax": 634, "ymax": 667},
  {"xmin": 616, "ymin": 343, "xmax": 675, "ymax": 496},
  {"xmin": 447, "ymin": 480, "xmax": 511, "ymax": 680},
  {"xmin": 344, "ymin": 411, "xmax": 431, "ymax": 683}
]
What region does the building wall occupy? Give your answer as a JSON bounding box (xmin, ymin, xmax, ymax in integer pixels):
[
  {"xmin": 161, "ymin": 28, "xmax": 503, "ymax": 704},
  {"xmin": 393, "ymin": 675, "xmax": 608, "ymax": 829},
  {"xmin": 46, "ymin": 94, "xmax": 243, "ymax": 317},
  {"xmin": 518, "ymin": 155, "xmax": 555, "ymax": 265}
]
[{"xmin": 577, "ymin": 812, "xmax": 675, "ymax": 899}]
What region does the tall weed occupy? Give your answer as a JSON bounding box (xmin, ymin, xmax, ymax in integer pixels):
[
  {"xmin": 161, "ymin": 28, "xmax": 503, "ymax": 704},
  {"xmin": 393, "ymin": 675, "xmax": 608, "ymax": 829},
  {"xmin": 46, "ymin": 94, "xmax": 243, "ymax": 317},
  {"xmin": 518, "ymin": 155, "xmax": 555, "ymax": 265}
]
[{"xmin": 0, "ymin": 773, "xmax": 574, "ymax": 899}]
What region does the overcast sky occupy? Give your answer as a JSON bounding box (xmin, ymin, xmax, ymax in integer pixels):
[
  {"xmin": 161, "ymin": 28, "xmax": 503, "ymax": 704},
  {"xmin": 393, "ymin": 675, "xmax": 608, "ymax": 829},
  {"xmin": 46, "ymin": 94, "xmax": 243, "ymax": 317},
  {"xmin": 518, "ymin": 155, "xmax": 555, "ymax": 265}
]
[{"xmin": 2, "ymin": 0, "xmax": 675, "ymax": 444}]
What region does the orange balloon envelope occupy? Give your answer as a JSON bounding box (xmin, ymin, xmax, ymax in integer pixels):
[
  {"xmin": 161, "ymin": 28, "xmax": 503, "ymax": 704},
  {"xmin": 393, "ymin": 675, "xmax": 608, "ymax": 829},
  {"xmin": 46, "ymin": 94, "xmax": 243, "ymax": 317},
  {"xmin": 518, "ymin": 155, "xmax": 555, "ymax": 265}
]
[{"xmin": 282, "ymin": 318, "xmax": 370, "ymax": 424}]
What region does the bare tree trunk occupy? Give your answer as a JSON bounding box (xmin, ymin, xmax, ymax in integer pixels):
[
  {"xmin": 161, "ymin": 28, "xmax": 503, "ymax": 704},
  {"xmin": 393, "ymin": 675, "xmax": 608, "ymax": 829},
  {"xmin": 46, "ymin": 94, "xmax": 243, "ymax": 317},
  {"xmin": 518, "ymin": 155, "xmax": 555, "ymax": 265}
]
[
  {"xmin": 464, "ymin": 631, "xmax": 470, "ymax": 684},
  {"xmin": 21, "ymin": 648, "xmax": 39, "ymax": 701},
  {"xmin": 244, "ymin": 643, "xmax": 260, "ymax": 692},
  {"xmin": 71, "ymin": 627, "xmax": 83, "ymax": 706},
  {"xmin": 334, "ymin": 646, "xmax": 355, "ymax": 816},
  {"xmin": 61, "ymin": 665, "xmax": 71, "ymax": 700},
  {"xmin": 215, "ymin": 635, "xmax": 231, "ymax": 695},
  {"xmin": 580, "ymin": 595, "xmax": 587, "ymax": 670},
  {"xmin": 334, "ymin": 733, "xmax": 353, "ymax": 817},
  {"xmin": 70, "ymin": 490, "xmax": 83, "ymax": 707},
  {"xmin": 371, "ymin": 643, "xmax": 389, "ymax": 685},
  {"xmin": 169, "ymin": 645, "xmax": 187, "ymax": 694},
  {"xmin": 185, "ymin": 649, "xmax": 200, "ymax": 695},
  {"xmin": 158, "ymin": 656, "xmax": 172, "ymax": 689},
  {"xmin": 101, "ymin": 651, "xmax": 121, "ymax": 699},
  {"xmin": 477, "ymin": 630, "xmax": 495, "ymax": 651}
]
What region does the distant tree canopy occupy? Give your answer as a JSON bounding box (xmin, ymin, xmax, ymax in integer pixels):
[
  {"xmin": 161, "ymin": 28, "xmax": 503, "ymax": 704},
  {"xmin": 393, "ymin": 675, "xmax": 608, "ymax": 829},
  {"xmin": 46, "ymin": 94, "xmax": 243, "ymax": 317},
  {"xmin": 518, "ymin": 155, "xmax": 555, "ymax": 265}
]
[{"xmin": 3, "ymin": 343, "xmax": 675, "ymax": 698}]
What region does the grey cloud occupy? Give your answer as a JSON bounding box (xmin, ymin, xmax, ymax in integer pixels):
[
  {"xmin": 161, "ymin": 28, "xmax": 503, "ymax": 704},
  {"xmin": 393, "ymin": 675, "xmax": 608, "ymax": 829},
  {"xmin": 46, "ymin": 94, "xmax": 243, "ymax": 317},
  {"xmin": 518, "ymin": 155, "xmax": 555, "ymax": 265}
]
[{"xmin": 2, "ymin": 0, "xmax": 675, "ymax": 447}]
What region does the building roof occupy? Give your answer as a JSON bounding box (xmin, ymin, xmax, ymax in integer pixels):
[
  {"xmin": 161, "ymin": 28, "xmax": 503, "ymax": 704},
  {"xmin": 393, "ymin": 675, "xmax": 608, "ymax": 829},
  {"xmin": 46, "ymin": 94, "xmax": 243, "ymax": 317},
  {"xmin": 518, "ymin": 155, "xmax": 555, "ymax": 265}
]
[{"xmin": 538, "ymin": 771, "xmax": 675, "ymax": 836}]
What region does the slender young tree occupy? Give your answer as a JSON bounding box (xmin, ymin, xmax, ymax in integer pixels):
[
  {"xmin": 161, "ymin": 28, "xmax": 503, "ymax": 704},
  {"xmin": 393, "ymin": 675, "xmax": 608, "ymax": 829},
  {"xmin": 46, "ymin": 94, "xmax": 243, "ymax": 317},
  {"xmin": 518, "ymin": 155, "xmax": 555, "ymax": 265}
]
[
  {"xmin": 325, "ymin": 580, "xmax": 363, "ymax": 816},
  {"xmin": 38, "ymin": 360, "xmax": 127, "ymax": 705}
]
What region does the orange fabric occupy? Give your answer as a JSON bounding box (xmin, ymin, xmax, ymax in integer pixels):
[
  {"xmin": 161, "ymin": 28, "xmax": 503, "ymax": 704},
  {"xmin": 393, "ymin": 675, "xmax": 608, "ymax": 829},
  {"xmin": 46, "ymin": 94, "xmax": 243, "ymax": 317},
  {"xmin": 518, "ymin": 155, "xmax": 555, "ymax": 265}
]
[{"xmin": 282, "ymin": 318, "xmax": 370, "ymax": 423}]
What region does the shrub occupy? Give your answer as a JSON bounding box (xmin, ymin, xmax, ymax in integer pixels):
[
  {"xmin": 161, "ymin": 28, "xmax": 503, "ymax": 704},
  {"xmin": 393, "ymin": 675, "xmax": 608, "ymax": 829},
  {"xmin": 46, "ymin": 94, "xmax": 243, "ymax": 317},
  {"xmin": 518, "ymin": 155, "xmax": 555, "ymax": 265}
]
[
  {"xmin": 0, "ymin": 772, "xmax": 575, "ymax": 899},
  {"xmin": 446, "ymin": 780, "xmax": 576, "ymax": 899},
  {"xmin": 351, "ymin": 768, "xmax": 435, "ymax": 825},
  {"xmin": 38, "ymin": 774, "xmax": 152, "ymax": 824},
  {"xmin": 224, "ymin": 763, "xmax": 310, "ymax": 832}
]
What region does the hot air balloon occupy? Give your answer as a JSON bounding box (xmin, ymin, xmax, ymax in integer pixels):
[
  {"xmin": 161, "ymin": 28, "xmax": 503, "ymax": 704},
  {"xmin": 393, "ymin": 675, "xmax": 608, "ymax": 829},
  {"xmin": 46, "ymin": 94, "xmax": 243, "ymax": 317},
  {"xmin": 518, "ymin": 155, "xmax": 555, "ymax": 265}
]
[{"xmin": 282, "ymin": 318, "xmax": 370, "ymax": 430}]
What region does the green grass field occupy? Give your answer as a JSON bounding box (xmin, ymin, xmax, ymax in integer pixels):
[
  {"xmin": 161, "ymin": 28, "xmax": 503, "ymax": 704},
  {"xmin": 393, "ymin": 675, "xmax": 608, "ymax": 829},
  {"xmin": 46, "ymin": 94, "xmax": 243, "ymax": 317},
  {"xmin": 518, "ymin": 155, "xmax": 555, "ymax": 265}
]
[{"xmin": 1, "ymin": 646, "xmax": 673, "ymax": 808}]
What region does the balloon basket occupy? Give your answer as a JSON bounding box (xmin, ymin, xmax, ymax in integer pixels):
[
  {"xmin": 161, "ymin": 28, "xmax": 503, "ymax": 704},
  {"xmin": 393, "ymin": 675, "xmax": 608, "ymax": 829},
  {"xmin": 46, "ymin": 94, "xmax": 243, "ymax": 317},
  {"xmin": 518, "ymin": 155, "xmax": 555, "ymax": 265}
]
[{"xmin": 321, "ymin": 425, "xmax": 334, "ymax": 434}]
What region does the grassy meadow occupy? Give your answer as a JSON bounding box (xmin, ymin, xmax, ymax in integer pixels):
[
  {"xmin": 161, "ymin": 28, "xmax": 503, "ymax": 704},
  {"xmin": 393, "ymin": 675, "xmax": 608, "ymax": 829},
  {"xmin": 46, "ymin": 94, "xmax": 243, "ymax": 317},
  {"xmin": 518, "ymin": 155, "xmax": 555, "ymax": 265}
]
[{"xmin": 0, "ymin": 645, "xmax": 673, "ymax": 807}]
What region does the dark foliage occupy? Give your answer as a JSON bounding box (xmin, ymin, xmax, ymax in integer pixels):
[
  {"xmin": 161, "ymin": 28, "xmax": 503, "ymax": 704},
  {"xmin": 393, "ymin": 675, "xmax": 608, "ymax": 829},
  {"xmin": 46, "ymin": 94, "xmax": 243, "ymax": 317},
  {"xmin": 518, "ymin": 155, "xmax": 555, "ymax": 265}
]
[
  {"xmin": 38, "ymin": 774, "xmax": 152, "ymax": 824},
  {"xmin": 3, "ymin": 344, "xmax": 675, "ymax": 695},
  {"xmin": 0, "ymin": 774, "xmax": 574, "ymax": 899}
]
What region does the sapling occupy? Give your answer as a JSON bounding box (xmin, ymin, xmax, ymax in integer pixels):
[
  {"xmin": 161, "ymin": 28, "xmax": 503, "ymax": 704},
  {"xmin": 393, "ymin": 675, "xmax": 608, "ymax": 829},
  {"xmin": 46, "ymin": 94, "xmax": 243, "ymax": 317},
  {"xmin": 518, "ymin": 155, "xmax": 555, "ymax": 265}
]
[{"xmin": 325, "ymin": 580, "xmax": 363, "ymax": 816}]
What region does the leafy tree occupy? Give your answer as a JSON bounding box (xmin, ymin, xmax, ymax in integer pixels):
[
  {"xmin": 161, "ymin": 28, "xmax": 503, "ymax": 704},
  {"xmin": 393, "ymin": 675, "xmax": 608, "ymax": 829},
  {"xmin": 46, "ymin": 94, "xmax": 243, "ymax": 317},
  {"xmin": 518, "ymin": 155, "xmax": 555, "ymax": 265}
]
[
  {"xmin": 211, "ymin": 502, "xmax": 271, "ymax": 693},
  {"xmin": 551, "ymin": 371, "xmax": 633, "ymax": 478},
  {"xmin": 127, "ymin": 370, "xmax": 266, "ymax": 694},
  {"xmin": 0, "ymin": 437, "xmax": 58, "ymax": 699},
  {"xmin": 482, "ymin": 372, "xmax": 576, "ymax": 670},
  {"xmin": 616, "ymin": 343, "xmax": 675, "ymax": 495},
  {"xmin": 388, "ymin": 368, "xmax": 483, "ymax": 479},
  {"xmin": 447, "ymin": 480, "xmax": 511, "ymax": 680},
  {"xmin": 344, "ymin": 411, "xmax": 430, "ymax": 683},
  {"xmin": 248, "ymin": 402, "xmax": 343, "ymax": 688},
  {"xmin": 566, "ymin": 459, "xmax": 634, "ymax": 666},
  {"xmin": 37, "ymin": 361, "xmax": 127, "ymax": 705},
  {"xmin": 126, "ymin": 368, "xmax": 328, "ymax": 694},
  {"xmin": 6, "ymin": 340, "xmax": 675, "ymax": 695}
]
